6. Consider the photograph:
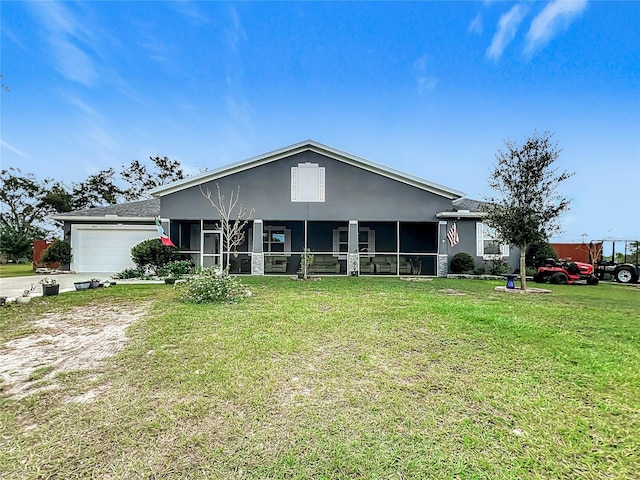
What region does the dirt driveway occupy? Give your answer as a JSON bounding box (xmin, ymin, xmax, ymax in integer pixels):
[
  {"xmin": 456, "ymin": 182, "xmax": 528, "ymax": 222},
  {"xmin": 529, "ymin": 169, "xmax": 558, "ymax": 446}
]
[{"xmin": 0, "ymin": 301, "xmax": 148, "ymax": 400}]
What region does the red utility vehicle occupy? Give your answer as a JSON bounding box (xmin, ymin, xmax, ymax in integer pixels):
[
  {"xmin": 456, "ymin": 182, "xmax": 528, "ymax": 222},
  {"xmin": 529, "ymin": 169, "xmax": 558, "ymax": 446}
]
[{"xmin": 533, "ymin": 259, "xmax": 599, "ymax": 285}]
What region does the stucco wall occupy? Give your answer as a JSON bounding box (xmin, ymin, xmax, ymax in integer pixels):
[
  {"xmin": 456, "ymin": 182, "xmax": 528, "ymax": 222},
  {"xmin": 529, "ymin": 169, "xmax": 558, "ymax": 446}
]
[
  {"xmin": 159, "ymin": 151, "xmax": 453, "ymax": 222},
  {"xmin": 443, "ymin": 219, "xmax": 521, "ymax": 272}
]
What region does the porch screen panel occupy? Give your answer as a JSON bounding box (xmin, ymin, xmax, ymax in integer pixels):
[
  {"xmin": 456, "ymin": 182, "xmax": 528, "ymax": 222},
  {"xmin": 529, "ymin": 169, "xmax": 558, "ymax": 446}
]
[
  {"xmin": 361, "ymin": 222, "xmax": 395, "ymax": 252},
  {"xmin": 399, "ymin": 223, "xmax": 438, "ymax": 253},
  {"xmin": 170, "ymin": 220, "xmax": 200, "ymax": 250},
  {"xmin": 308, "ymin": 221, "xmax": 345, "ymax": 253}
]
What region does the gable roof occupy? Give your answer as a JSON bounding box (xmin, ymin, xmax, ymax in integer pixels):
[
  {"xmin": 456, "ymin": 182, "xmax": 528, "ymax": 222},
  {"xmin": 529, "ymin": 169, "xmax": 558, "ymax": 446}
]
[
  {"xmin": 50, "ymin": 198, "xmax": 159, "ymax": 222},
  {"xmin": 149, "ymin": 140, "xmax": 465, "ymax": 200}
]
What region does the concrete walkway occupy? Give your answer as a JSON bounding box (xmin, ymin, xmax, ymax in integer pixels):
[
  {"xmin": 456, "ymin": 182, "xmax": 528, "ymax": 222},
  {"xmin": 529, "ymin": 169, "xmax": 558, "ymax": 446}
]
[
  {"xmin": 0, "ymin": 273, "xmax": 107, "ymax": 299},
  {"xmin": 0, "ymin": 273, "xmax": 162, "ymax": 300}
]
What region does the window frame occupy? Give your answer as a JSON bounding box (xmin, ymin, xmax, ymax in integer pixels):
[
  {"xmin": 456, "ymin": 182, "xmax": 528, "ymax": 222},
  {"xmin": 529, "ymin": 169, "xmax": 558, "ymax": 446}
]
[
  {"xmin": 263, "ymin": 225, "xmax": 292, "ymax": 255},
  {"xmin": 476, "ymin": 222, "xmax": 509, "ymax": 259},
  {"xmin": 333, "ymin": 226, "xmax": 375, "ymax": 258}
]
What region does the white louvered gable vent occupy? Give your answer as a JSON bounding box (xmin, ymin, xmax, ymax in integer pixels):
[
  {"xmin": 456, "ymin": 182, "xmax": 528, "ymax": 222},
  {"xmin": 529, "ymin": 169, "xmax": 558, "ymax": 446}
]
[{"xmin": 291, "ymin": 163, "xmax": 325, "ymax": 202}]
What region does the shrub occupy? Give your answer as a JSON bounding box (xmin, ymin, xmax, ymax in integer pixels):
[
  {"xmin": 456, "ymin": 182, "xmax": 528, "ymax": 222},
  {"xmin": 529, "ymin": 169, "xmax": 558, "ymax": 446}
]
[
  {"xmin": 157, "ymin": 259, "xmax": 193, "ymax": 278},
  {"xmin": 450, "ymin": 252, "xmax": 475, "ymax": 273},
  {"xmin": 525, "ymin": 266, "xmax": 538, "ymax": 277},
  {"xmin": 526, "ymin": 239, "xmax": 558, "ymax": 267},
  {"xmin": 130, "ymin": 238, "xmax": 179, "ymax": 273},
  {"xmin": 487, "ymin": 258, "xmax": 510, "ymax": 275},
  {"xmin": 114, "ymin": 267, "xmax": 142, "ymax": 279},
  {"xmin": 40, "ymin": 240, "xmax": 72, "ymax": 265},
  {"xmin": 176, "ymin": 268, "xmax": 248, "ymax": 303}
]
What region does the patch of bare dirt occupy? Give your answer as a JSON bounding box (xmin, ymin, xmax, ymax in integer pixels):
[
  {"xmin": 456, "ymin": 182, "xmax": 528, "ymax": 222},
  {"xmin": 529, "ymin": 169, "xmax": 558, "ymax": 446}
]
[
  {"xmin": 439, "ymin": 288, "xmax": 467, "ymax": 296},
  {"xmin": 494, "ymin": 286, "xmax": 552, "ymax": 294},
  {"xmin": 0, "ymin": 302, "xmax": 148, "ymax": 400}
]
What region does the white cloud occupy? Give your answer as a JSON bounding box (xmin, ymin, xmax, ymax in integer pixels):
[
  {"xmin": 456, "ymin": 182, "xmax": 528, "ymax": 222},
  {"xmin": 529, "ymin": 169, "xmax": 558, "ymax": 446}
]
[
  {"xmin": 469, "ymin": 13, "xmax": 483, "ymax": 35},
  {"xmin": 413, "ymin": 55, "xmax": 438, "ymax": 95},
  {"xmin": 28, "ymin": 2, "xmax": 97, "ymax": 86},
  {"xmin": 486, "ymin": 4, "xmax": 527, "ymax": 61},
  {"xmin": 1, "ymin": 140, "xmax": 28, "ymax": 158},
  {"xmin": 65, "ymin": 95, "xmax": 103, "ymax": 120},
  {"xmin": 417, "ymin": 77, "xmax": 439, "ymax": 94},
  {"xmin": 525, "ymin": 0, "xmax": 588, "ymax": 55},
  {"xmin": 225, "ymin": 96, "xmax": 254, "ymax": 135},
  {"xmin": 51, "ymin": 37, "xmax": 97, "ymax": 86},
  {"xmin": 173, "ymin": 1, "xmax": 210, "ymax": 26},
  {"xmin": 226, "ymin": 6, "xmax": 247, "ymax": 54}
]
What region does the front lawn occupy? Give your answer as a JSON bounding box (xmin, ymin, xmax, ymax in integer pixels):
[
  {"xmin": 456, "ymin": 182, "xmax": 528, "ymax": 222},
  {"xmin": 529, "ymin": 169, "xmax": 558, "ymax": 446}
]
[
  {"xmin": 0, "ymin": 278, "xmax": 638, "ymax": 479},
  {"xmin": 0, "ymin": 263, "xmax": 35, "ymax": 278}
]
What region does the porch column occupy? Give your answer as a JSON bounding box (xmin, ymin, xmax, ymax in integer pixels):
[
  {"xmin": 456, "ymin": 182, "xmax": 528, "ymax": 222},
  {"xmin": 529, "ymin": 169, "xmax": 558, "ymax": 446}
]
[
  {"xmin": 252, "ymin": 220, "xmax": 264, "ymax": 275},
  {"xmin": 348, "ymin": 220, "xmax": 358, "ymax": 274},
  {"xmin": 437, "ymin": 220, "xmax": 449, "ymax": 277}
]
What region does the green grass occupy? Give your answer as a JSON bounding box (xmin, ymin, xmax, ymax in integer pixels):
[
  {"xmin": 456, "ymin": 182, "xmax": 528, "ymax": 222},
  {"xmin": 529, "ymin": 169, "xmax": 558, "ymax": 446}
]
[
  {"xmin": 0, "ymin": 278, "xmax": 638, "ymax": 479},
  {"xmin": 0, "ymin": 263, "xmax": 36, "ymax": 278}
]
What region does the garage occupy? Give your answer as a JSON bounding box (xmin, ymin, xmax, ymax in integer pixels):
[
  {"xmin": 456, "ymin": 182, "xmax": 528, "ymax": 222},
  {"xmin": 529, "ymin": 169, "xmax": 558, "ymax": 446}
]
[{"xmin": 71, "ymin": 225, "xmax": 158, "ymax": 273}]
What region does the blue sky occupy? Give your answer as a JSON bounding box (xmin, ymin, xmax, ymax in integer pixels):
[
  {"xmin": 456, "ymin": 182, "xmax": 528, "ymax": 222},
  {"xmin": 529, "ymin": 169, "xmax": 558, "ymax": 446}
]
[{"xmin": 1, "ymin": 1, "xmax": 639, "ymax": 242}]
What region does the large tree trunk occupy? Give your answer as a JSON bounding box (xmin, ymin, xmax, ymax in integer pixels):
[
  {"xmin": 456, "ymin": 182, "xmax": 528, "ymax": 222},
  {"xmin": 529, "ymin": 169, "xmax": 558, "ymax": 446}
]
[{"xmin": 520, "ymin": 243, "xmax": 527, "ymax": 290}]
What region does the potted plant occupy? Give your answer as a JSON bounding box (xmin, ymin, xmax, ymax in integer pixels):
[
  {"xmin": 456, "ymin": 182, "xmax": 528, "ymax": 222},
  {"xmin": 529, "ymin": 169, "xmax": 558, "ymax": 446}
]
[
  {"xmin": 40, "ymin": 277, "xmax": 60, "ymax": 296},
  {"xmin": 17, "ymin": 284, "xmax": 36, "ymax": 304},
  {"xmin": 74, "ymin": 280, "xmax": 91, "ymax": 291},
  {"xmin": 298, "ymin": 248, "xmax": 314, "ymax": 279}
]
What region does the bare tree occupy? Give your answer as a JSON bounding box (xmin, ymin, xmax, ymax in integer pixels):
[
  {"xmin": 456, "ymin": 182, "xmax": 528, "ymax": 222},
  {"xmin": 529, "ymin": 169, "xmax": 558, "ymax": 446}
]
[
  {"xmin": 588, "ymin": 241, "xmax": 603, "ymax": 266},
  {"xmin": 200, "ymin": 184, "xmax": 254, "ymax": 272}
]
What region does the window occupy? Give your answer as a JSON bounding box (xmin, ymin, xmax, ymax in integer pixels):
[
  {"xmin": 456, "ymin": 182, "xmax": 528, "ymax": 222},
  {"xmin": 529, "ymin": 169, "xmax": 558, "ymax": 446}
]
[
  {"xmin": 476, "ymin": 223, "xmax": 509, "ymax": 258},
  {"xmin": 291, "ymin": 163, "xmax": 325, "ymax": 202},
  {"xmin": 263, "ymin": 225, "xmax": 291, "ymax": 254},
  {"xmin": 333, "ymin": 227, "xmax": 375, "ymax": 258}
]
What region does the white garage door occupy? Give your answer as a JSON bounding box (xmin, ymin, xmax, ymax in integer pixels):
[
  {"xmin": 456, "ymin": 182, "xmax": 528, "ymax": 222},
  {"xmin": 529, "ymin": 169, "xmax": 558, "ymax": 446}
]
[{"xmin": 71, "ymin": 225, "xmax": 158, "ymax": 273}]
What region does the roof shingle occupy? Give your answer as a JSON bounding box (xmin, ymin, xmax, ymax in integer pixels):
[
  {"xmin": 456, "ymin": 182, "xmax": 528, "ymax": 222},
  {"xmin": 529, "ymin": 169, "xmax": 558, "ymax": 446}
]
[{"xmin": 52, "ymin": 198, "xmax": 159, "ymax": 219}]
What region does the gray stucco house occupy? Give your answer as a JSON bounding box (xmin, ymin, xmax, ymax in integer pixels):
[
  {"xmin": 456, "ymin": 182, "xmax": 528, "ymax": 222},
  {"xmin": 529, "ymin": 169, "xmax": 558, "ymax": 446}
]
[{"xmin": 54, "ymin": 140, "xmax": 519, "ymax": 275}]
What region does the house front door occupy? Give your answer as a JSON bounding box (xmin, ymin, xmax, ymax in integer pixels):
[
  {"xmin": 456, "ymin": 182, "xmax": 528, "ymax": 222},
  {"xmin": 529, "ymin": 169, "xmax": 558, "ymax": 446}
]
[{"xmin": 201, "ymin": 230, "xmax": 222, "ymax": 270}]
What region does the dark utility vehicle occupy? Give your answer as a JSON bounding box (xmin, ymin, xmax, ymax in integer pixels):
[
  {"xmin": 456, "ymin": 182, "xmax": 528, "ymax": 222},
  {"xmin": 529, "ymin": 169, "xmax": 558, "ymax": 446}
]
[
  {"xmin": 594, "ymin": 239, "xmax": 640, "ymax": 284},
  {"xmin": 533, "ymin": 259, "xmax": 599, "ymax": 285}
]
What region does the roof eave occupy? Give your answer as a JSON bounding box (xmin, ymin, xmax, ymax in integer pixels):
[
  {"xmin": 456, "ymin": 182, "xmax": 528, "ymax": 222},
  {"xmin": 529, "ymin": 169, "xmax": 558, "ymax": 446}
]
[
  {"xmin": 436, "ymin": 211, "xmax": 486, "ymax": 219},
  {"xmin": 50, "ymin": 216, "xmax": 156, "ymax": 222}
]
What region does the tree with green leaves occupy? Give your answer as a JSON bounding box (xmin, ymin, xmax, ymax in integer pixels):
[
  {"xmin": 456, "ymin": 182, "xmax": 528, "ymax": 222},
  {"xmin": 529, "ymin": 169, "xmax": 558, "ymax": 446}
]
[
  {"xmin": 0, "ymin": 225, "xmax": 33, "ymax": 262},
  {"xmin": 121, "ymin": 156, "xmax": 185, "ymax": 201},
  {"xmin": 44, "ymin": 156, "xmax": 186, "ymax": 211},
  {"xmin": 0, "ymin": 168, "xmax": 55, "ymax": 261},
  {"xmin": 526, "ymin": 236, "xmax": 558, "ymax": 268},
  {"xmin": 483, "ymin": 131, "xmax": 573, "ymax": 289},
  {"xmin": 0, "ymin": 168, "xmax": 52, "ymax": 239},
  {"xmin": 70, "ymin": 167, "xmax": 124, "ymax": 209},
  {"xmin": 1, "ymin": 156, "xmax": 185, "ymax": 254}
]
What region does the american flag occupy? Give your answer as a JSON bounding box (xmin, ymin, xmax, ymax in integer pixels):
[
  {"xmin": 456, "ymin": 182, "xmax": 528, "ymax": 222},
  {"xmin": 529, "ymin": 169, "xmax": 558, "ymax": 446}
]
[{"xmin": 447, "ymin": 222, "xmax": 459, "ymax": 247}]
